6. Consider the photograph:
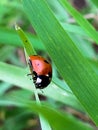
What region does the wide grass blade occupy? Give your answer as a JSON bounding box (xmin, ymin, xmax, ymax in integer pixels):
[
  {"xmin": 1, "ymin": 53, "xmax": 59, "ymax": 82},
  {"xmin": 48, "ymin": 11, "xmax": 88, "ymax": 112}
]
[
  {"xmin": 0, "ymin": 62, "xmax": 82, "ymax": 111},
  {"xmin": 60, "ymin": 0, "xmax": 98, "ymax": 44},
  {"xmin": 23, "ymin": 0, "xmax": 98, "ymax": 125},
  {"xmin": 0, "ymin": 94, "xmax": 94, "ymax": 130}
]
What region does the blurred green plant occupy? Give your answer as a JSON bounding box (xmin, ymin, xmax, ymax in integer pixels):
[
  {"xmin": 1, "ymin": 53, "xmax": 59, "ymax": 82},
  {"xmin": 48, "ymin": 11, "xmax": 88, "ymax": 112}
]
[{"xmin": 0, "ymin": 0, "xmax": 98, "ymax": 130}]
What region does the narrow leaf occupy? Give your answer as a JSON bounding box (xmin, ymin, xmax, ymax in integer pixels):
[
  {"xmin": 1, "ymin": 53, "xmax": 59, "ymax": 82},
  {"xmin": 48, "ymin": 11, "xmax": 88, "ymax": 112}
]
[
  {"xmin": 15, "ymin": 24, "xmax": 36, "ymax": 56},
  {"xmin": 60, "ymin": 0, "xmax": 98, "ymax": 44},
  {"xmin": 0, "ymin": 27, "xmax": 45, "ymax": 50}
]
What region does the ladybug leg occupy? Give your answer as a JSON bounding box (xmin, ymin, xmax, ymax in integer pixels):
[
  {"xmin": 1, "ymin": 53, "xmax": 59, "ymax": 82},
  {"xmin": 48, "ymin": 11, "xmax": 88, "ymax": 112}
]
[
  {"xmin": 27, "ymin": 73, "xmax": 33, "ymax": 80},
  {"xmin": 27, "ymin": 73, "xmax": 33, "ymax": 76},
  {"xmin": 27, "ymin": 72, "xmax": 34, "ymax": 77},
  {"xmin": 27, "ymin": 59, "xmax": 34, "ymax": 76},
  {"xmin": 28, "ymin": 59, "xmax": 32, "ymax": 67}
]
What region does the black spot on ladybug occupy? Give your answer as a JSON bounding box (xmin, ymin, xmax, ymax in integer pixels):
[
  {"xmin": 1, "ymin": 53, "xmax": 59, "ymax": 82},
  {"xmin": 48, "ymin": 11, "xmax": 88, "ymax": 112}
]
[
  {"xmin": 32, "ymin": 71, "xmax": 37, "ymax": 83},
  {"xmin": 37, "ymin": 63, "xmax": 40, "ymax": 66},
  {"xmin": 33, "ymin": 55, "xmax": 38, "ymax": 56},
  {"xmin": 33, "ymin": 71, "xmax": 37, "ymax": 77},
  {"xmin": 48, "ymin": 72, "xmax": 52, "ymax": 77},
  {"xmin": 35, "ymin": 75, "xmax": 51, "ymax": 89},
  {"xmin": 44, "ymin": 60, "xmax": 49, "ymax": 64}
]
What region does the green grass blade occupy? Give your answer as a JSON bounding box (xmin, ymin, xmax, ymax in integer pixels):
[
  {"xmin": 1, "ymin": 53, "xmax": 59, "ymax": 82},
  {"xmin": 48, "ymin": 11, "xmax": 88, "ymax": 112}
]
[
  {"xmin": 0, "ymin": 45, "xmax": 15, "ymax": 61},
  {"xmin": 0, "ymin": 82, "xmax": 12, "ymax": 96},
  {"xmin": 0, "ymin": 62, "xmax": 82, "ymax": 111},
  {"xmin": 0, "ymin": 62, "xmax": 33, "ymax": 91},
  {"xmin": 0, "ymin": 27, "xmax": 45, "ymax": 50},
  {"xmin": 61, "ymin": 23, "xmax": 88, "ymax": 37},
  {"xmin": 68, "ymin": 34, "xmax": 96, "ymax": 58},
  {"xmin": 15, "ymin": 24, "xmax": 36, "ymax": 56},
  {"xmin": 23, "ymin": 0, "xmax": 98, "ymax": 125},
  {"xmin": 15, "ymin": 25, "xmax": 52, "ymax": 130},
  {"xmin": 60, "ymin": 0, "xmax": 98, "ymax": 44},
  {"xmin": 92, "ymin": 0, "xmax": 98, "ymax": 7},
  {"xmin": 0, "ymin": 94, "xmax": 94, "ymax": 130}
]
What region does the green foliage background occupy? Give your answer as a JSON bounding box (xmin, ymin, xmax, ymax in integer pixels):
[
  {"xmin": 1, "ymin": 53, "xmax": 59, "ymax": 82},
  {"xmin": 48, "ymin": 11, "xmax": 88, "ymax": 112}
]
[{"xmin": 0, "ymin": 0, "xmax": 98, "ymax": 130}]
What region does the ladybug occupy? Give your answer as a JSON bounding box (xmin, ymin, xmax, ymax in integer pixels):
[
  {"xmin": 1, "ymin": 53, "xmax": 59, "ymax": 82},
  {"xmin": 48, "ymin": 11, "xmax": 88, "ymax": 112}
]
[{"xmin": 28, "ymin": 55, "xmax": 52, "ymax": 89}]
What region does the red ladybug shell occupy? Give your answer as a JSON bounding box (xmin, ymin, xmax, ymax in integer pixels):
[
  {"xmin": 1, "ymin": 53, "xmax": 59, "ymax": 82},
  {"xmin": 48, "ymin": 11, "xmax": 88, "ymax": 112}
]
[
  {"xmin": 28, "ymin": 55, "xmax": 52, "ymax": 89},
  {"xmin": 29, "ymin": 55, "xmax": 52, "ymax": 76}
]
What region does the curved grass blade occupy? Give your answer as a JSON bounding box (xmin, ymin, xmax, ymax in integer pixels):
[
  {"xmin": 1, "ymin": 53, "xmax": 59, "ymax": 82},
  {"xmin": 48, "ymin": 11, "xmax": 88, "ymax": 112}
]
[
  {"xmin": 60, "ymin": 0, "xmax": 98, "ymax": 44},
  {"xmin": 0, "ymin": 62, "xmax": 83, "ymax": 111},
  {"xmin": 0, "ymin": 94, "xmax": 94, "ymax": 130},
  {"xmin": 15, "ymin": 25, "xmax": 52, "ymax": 130}
]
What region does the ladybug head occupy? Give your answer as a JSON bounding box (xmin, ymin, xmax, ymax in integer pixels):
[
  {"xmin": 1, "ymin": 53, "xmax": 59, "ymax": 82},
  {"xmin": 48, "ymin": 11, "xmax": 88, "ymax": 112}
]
[{"xmin": 32, "ymin": 71, "xmax": 52, "ymax": 89}]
